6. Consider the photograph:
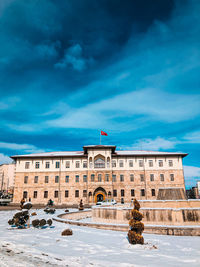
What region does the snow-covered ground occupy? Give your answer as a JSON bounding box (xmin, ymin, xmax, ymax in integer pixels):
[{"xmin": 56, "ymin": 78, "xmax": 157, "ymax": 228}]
[{"xmin": 0, "ymin": 209, "xmax": 200, "ymax": 267}]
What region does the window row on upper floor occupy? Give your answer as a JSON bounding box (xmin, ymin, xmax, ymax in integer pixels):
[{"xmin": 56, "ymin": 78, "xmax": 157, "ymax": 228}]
[
  {"xmin": 23, "ymin": 158, "xmax": 176, "ymax": 170},
  {"xmin": 23, "ymin": 173, "xmax": 176, "ymax": 184},
  {"xmin": 22, "ymin": 188, "xmax": 156, "ymax": 200}
]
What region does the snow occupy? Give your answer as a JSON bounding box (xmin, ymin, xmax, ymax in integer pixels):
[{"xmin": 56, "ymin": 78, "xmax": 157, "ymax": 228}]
[{"xmin": 0, "ymin": 209, "xmax": 200, "ymax": 267}]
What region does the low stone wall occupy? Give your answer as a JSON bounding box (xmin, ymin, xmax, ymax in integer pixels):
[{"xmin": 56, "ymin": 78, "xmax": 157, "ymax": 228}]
[
  {"xmin": 54, "ymin": 210, "xmax": 200, "ymax": 236},
  {"xmin": 92, "ymin": 200, "xmax": 200, "ymax": 226}
]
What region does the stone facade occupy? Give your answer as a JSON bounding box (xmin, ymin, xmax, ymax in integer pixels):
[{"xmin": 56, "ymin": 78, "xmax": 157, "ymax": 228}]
[{"xmin": 11, "ymin": 145, "xmax": 187, "ymax": 204}]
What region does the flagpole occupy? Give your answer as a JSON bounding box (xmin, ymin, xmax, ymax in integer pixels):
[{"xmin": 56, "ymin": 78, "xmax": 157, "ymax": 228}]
[{"xmin": 100, "ymin": 130, "xmax": 101, "ymax": 145}]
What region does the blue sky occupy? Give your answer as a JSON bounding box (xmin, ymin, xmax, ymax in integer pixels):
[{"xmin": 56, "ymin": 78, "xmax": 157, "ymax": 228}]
[{"xmin": 0, "ymin": 0, "xmax": 200, "ymax": 188}]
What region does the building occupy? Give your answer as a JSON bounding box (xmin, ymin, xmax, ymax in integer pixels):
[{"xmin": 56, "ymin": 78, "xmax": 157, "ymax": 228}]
[
  {"xmin": 11, "ymin": 145, "xmax": 187, "ymax": 204},
  {"xmin": 0, "ymin": 163, "xmax": 15, "ymax": 194}
]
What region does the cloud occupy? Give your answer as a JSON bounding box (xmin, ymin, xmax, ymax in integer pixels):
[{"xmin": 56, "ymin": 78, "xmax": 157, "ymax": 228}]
[
  {"xmin": 0, "ymin": 141, "xmax": 44, "ymax": 153},
  {"xmin": 122, "ymin": 137, "xmax": 178, "ymax": 151},
  {"xmin": 55, "ymin": 44, "xmax": 93, "ymax": 71},
  {"xmin": 0, "ymin": 96, "xmax": 20, "ymax": 110},
  {"xmin": 183, "ymin": 165, "xmax": 200, "ymax": 188},
  {"xmin": 0, "ymin": 153, "xmax": 13, "ymax": 164},
  {"xmin": 46, "ymin": 88, "xmax": 200, "ymax": 130},
  {"xmin": 183, "ymin": 131, "xmax": 200, "ymax": 144}
]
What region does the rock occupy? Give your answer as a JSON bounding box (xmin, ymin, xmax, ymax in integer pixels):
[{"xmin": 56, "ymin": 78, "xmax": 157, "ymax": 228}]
[
  {"xmin": 47, "ymin": 219, "xmax": 52, "ymax": 226},
  {"xmin": 61, "ymin": 229, "xmax": 73, "ymax": 236},
  {"xmin": 65, "ymin": 209, "xmax": 69, "ymax": 213},
  {"xmin": 44, "ymin": 208, "xmax": 55, "ymax": 214},
  {"xmin": 31, "ymin": 212, "xmax": 37, "ymax": 216}
]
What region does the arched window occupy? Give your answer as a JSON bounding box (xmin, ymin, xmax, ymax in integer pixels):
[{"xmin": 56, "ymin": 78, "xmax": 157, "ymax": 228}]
[
  {"xmin": 108, "ymin": 191, "xmax": 111, "ymax": 197},
  {"xmin": 89, "ymin": 157, "xmax": 93, "ymax": 168},
  {"xmin": 94, "ymin": 158, "xmax": 105, "ymax": 168},
  {"xmin": 88, "ymin": 191, "xmax": 92, "ymax": 197},
  {"xmin": 98, "ymin": 174, "xmax": 102, "ymax": 182}
]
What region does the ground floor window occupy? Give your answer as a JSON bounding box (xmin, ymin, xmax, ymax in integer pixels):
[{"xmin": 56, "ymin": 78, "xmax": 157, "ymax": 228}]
[
  {"xmin": 91, "ymin": 174, "xmax": 95, "ymax": 182},
  {"xmin": 54, "ymin": 191, "xmax": 58, "ymax": 198},
  {"xmin": 65, "ymin": 190, "xmax": 69, "ymax": 198},
  {"xmin": 151, "ymin": 189, "xmax": 155, "ymax": 196},
  {"xmin": 33, "ymin": 191, "xmax": 37, "ymax": 198},
  {"xmin": 121, "ymin": 189, "xmax": 125, "ymax": 197},
  {"xmin": 23, "ymin": 191, "xmax": 28, "ymax": 199},
  {"xmin": 131, "ymin": 189, "xmax": 135, "ymax": 197},
  {"xmin": 44, "ymin": 191, "xmax": 48, "ymax": 198},
  {"xmin": 113, "ymin": 189, "xmax": 117, "ymax": 197},
  {"xmin": 141, "ymin": 189, "xmax": 145, "ymax": 196},
  {"xmin": 83, "ymin": 190, "xmax": 87, "ymax": 197},
  {"xmin": 170, "ymin": 174, "xmax": 174, "ymax": 181},
  {"xmin": 75, "ymin": 190, "xmax": 79, "ymax": 198}
]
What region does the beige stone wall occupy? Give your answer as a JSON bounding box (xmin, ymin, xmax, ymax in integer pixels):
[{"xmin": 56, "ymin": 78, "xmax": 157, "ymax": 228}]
[{"xmin": 13, "ymin": 168, "xmax": 185, "ymax": 204}]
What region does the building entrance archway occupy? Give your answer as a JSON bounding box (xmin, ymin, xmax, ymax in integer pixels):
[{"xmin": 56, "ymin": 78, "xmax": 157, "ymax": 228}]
[
  {"xmin": 93, "ymin": 187, "xmax": 107, "ymax": 203},
  {"xmin": 97, "ymin": 193, "xmax": 104, "ymax": 202}
]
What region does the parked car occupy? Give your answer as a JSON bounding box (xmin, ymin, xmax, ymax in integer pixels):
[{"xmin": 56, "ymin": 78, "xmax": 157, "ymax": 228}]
[{"xmin": 96, "ymin": 199, "xmax": 117, "ymax": 205}]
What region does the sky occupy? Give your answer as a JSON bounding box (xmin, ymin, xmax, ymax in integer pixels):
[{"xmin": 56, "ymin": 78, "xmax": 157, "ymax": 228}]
[{"xmin": 0, "ymin": 0, "xmax": 199, "ymax": 188}]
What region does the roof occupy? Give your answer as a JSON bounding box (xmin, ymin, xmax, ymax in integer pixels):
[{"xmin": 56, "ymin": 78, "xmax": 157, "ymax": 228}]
[{"xmin": 10, "ymin": 146, "xmax": 188, "ymax": 159}]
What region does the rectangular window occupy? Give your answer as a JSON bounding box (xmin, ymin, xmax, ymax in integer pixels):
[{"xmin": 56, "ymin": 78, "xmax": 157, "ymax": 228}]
[
  {"xmin": 75, "ymin": 161, "xmax": 80, "ymax": 168},
  {"xmin": 66, "ymin": 161, "xmax": 70, "ymax": 168},
  {"xmin": 98, "ymin": 174, "xmax": 102, "ymax": 182},
  {"xmin": 112, "ymin": 175, "xmax": 116, "ymax": 182},
  {"xmin": 149, "ymin": 160, "xmax": 153, "ymax": 167},
  {"xmin": 107, "ymin": 161, "xmax": 110, "ymax": 168},
  {"xmin": 120, "ymin": 174, "xmax": 124, "ymax": 182},
  {"xmin": 55, "ymin": 161, "xmax": 60, "ymax": 168},
  {"xmin": 130, "ymin": 174, "xmax": 134, "ymax": 182},
  {"xmin": 45, "ymin": 161, "xmax": 50, "ymax": 168},
  {"xmin": 33, "ymin": 191, "xmax": 37, "ymax": 198},
  {"xmin": 44, "ymin": 191, "xmax": 48, "ymax": 198},
  {"xmin": 140, "ymin": 174, "xmax": 144, "ymax": 182},
  {"xmin": 169, "ymin": 160, "xmax": 173, "ymax": 167},
  {"xmin": 35, "ymin": 162, "xmax": 40, "ymax": 169},
  {"xmin": 105, "ymin": 174, "xmax": 109, "ymax": 182},
  {"xmin": 119, "ymin": 160, "xmax": 124, "ymax": 167},
  {"xmin": 131, "ymin": 189, "xmax": 135, "ymax": 197},
  {"xmin": 91, "ymin": 174, "xmax": 95, "ymax": 182},
  {"xmin": 151, "ymin": 189, "xmax": 155, "ymax": 196},
  {"xmin": 75, "ymin": 190, "xmax": 79, "ymax": 198},
  {"xmin": 65, "ymin": 190, "xmax": 69, "ymax": 198},
  {"xmin": 75, "ymin": 175, "xmax": 79, "ymax": 182},
  {"xmin": 83, "ymin": 161, "xmax": 87, "ymax": 168},
  {"xmin": 83, "ymin": 190, "xmax": 87, "ymax": 197},
  {"xmin": 141, "ymin": 189, "xmax": 145, "ymax": 196},
  {"xmin": 25, "ymin": 162, "xmax": 30, "ymax": 169},
  {"xmin": 112, "ymin": 160, "xmax": 116, "ymax": 167},
  {"xmin": 34, "ymin": 176, "xmax": 38, "ymax": 183},
  {"xmin": 121, "ymin": 189, "xmax": 125, "ymax": 197},
  {"xmin": 170, "ymin": 174, "xmax": 174, "ymax": 181},
  {"xmin": 150, "ymin": 174, "xmax": 154, "ymax": 181},
  {"xmin": 83, "ymin": 175, "xmax": 87, "ymax": 182},
  {"xmin": 54, "ymin": 191, "xmax": 58, "ymax": 198},
  {"xmin": 66, "ymin": 176, "xmax": 69, "ymax": 183},
  {"xmin": 113, "ymin": 190, "xmax": 117, "ymax": 197},
  {"xmin": 159, "ymin": 160, "xmax": 163, "ymax": 167},
  {"xmin": 160, "ymin": 174, "xmax": 164, "ymax": 181},
  {"xmin": 24, "ymin": 176, "xmax": 28, "ymax": 184},
  {"xmin": 129, "ymin": 160, "xmax": 133, "ymax": 167},
  {"xmin": 45, "ymin": 176, "xmax": 49, "ymax": 183},
  {"xmin": 139, "ymin": 160, "xmax": 144, "ymax": 167},
  {"xmin": 55, "ymin": 176, "xmax": 59, "ymax": 183},
  {"xmin": 23, "ymin": 191, "xmax": 28, "ymax": 199}
]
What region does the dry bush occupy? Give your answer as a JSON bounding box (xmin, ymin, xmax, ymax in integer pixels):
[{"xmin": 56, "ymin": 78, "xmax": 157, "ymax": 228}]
[
  {"xmin": 131, "ymin": 209, "xmax": 143, "ymax": 221},
  {"xmin": 39, "ymin": 219, "xmax": 46, "ymax": 227},
  {"xmin": 129, "ymin": 220, "xmax": 144, "ymax": 233},
  {"xmin": 133, "ymin": 199, "xmax": 140, "ymax": 210},
  {"xmin": 128, "ymin": 230, "xmax": 144, "ymax": 245},
  {"xmin": 32, "ymin": 219, "xmax": 40, "ymax": 227},
  {"xmin": 47, "ymin": 219, "xmax": 53, "ymax": 226},
  {"xmin": 61, "ymin": 229, "xmax": 73, "ymax": 236}
]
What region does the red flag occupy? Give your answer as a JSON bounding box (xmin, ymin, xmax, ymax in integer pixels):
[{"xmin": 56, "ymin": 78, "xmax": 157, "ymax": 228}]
[{"xmin": 101, "ymin": 131, "xmax": 108, "ymax": 136}]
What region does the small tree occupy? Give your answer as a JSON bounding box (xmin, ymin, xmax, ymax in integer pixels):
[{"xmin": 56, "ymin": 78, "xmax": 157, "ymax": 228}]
[
  {"xmin": 128, "ymin": 198, "xmax": 144, "ymax": 245},
  {"xmin": 79, "ymin": 199, "xmax": 84, "ymax": 210}
]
